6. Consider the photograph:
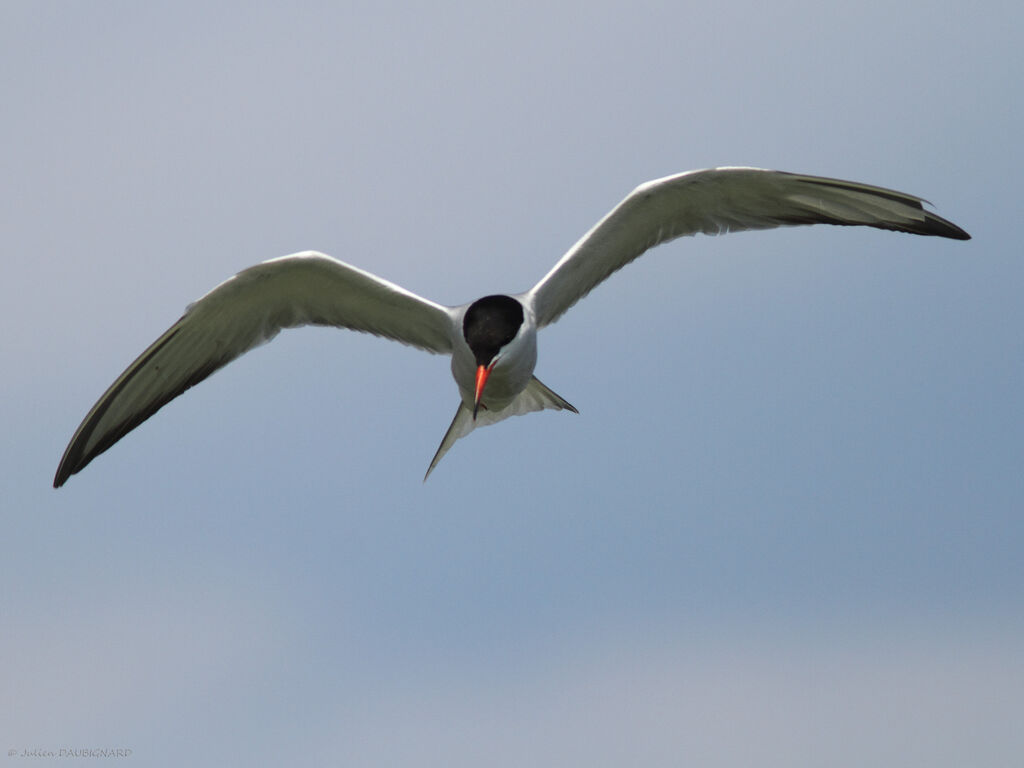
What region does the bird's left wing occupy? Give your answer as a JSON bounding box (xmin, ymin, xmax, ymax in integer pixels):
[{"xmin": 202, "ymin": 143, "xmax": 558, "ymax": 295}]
[
  {"xmin": 54, "ymin": 251, "xmax": 455, "ymax": 486},
  {"xmin": 528, "ymin": 167, "xmax": 970, "ymax": 328}
]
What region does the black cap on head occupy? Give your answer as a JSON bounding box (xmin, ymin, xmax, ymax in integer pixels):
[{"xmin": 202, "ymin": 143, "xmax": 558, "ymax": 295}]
[{"xmin": 463, "ymin": 295, "xmax": 524, "ymax": 367}]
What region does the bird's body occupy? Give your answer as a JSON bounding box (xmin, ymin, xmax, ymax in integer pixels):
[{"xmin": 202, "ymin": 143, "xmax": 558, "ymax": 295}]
[{"xmin": 54, "ymin": 167, "xmax": 969, "ymax": 487}]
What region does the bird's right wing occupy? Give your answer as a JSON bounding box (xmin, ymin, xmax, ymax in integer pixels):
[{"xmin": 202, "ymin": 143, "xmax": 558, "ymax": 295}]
[
  {"xmin": 54, "ymin": 251, "xmax": 455, "ymax": 486},
  {"xmin": 528, "ymin": 167, "xmax": 970, "ymax": 328}
]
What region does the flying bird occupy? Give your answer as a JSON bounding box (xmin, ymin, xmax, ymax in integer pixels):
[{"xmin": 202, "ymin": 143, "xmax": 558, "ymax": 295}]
[{"xmin": 53, "ymin": 167, "xmax": 969, "ymax": 487}]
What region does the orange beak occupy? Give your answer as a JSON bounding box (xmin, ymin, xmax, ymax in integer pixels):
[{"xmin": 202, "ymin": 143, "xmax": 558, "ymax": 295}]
[{"xmin": 473, "ymin": 362, "xmax": 493, "ymax": 420}]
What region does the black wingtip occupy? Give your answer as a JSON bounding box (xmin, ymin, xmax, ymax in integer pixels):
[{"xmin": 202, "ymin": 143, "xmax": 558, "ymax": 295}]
[
  {"xmin": 901, "ymin": 208, "xmax": 970, "ymax": 241},
  {"xmin": 53, "ymin": 456, "xmax": 77, "ymax": 488},
  {"xmin": 53, "ymin": 456, "xmax": 72, "ymax": 488},
  {"xmin": 932, "ymin": 217, "xmax": 971, "ymax": 241}
]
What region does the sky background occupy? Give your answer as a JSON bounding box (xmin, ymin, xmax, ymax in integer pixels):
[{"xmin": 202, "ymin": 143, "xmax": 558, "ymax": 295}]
[{"xmin": 2, "ymin": 1, "xmax": 1021, "ymax": 765}]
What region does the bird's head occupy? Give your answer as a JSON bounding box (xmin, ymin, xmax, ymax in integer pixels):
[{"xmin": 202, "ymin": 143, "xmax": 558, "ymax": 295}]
[{"xmin": 462, "ymin": 294, "xmax": 526, "ymax": 418}]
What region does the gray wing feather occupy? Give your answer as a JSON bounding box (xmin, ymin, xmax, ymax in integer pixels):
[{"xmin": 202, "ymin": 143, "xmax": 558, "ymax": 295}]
[{"xmin": 54, "ymin": 251, "xmax": 454, "ymax": 486}]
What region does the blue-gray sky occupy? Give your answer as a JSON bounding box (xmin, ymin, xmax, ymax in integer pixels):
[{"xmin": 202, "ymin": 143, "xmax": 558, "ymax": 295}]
[{"xmin": 3, "ymin": 2, "xmax": 1021, "ymax": 765}]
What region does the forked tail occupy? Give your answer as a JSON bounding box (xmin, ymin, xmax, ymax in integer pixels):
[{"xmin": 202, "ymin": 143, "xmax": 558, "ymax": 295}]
[{"xmin": 424, "ymin": 376, "xmax": 577, "ymax": 480}]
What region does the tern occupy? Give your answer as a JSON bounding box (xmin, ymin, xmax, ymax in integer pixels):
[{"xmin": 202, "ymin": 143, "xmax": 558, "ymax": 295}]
[{"xmin": 53, "ymin": 167, "xmax": 969, "ymax": 487}]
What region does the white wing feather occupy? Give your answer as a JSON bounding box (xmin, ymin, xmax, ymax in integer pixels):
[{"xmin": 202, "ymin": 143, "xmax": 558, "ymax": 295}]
[{"xmin": 528, "ymin": 167, "xmax": 970, "ymax": 327}]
